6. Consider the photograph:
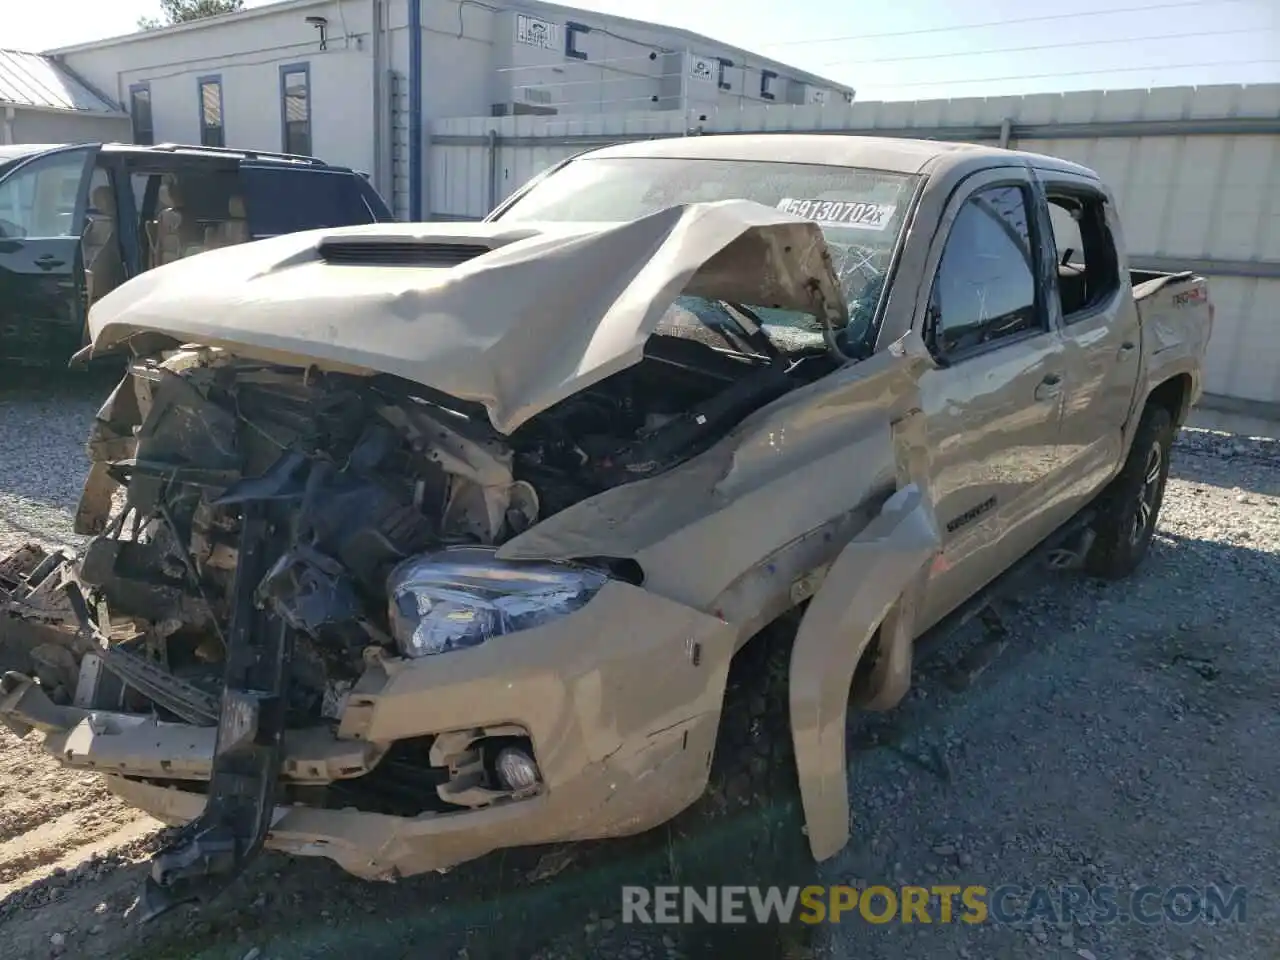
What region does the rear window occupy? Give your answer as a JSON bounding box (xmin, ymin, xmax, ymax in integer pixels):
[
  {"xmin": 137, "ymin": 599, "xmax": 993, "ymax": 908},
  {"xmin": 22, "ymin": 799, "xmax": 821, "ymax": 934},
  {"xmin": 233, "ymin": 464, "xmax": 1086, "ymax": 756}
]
[{"xmin": 241, "ymin": 167, "xmax": 377, "ymax": 236}]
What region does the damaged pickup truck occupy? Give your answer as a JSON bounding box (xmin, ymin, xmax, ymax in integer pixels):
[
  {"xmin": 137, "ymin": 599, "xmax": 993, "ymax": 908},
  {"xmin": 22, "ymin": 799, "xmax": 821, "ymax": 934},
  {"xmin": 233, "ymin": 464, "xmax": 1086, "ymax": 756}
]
[{"xmin": 0, "ymin": 135, "xmax": 1212, "ymax": 914}]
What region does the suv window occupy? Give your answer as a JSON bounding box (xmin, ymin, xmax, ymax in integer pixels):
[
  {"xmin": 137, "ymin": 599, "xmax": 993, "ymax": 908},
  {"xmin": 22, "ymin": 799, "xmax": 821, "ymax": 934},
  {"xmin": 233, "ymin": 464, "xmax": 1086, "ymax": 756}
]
[
  {"xmin": 134, "ymin": 164, "xmax": 242, "ymax": 269},
  {"xmin": 1046, "ymin": 191, "xmax": 1121, "ymax": 319},
  {"xmin": 0, "ymin": 149, "xmax": 91, "ymax": 239},
  {"xmin": 930, "ymin": 184, "xmax": 1043, "ymax": 356},
  {"xmin": 241, "ymin": 168, "xmax": 375, "ymax": 236}
]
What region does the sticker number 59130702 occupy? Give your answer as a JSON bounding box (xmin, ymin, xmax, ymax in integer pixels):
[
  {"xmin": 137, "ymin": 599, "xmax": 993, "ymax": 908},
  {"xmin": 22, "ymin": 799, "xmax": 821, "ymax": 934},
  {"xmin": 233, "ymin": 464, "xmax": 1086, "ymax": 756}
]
[{"xmin": 776, "ymin": 198, "xmax": 897, "ymax": 231}]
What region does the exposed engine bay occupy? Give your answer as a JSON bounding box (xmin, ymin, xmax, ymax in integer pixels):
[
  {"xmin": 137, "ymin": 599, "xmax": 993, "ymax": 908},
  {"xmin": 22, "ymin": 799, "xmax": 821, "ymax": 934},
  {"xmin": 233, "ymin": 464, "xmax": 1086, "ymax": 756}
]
[
  {"xmin": 0, "ymin": 246, "xmax": 844, "ymax": 914},
  {"xmin": 0, "ymin": 182, "xmax": 953, "ymax": 926},
  {"xmin": 11, "ymin": 317, "xmax": 827, "ymax": 729},
  {"xmin": 0, "ymin": 194, "xmax": 945, "ymax": 920}
]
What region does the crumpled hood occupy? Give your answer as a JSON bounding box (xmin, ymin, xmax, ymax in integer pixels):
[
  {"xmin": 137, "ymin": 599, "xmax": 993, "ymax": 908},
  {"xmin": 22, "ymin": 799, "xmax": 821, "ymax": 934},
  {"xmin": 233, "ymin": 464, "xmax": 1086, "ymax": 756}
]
[{"xmin": 89, "ymin": 199, "xmax": 847, "ymax": 434}]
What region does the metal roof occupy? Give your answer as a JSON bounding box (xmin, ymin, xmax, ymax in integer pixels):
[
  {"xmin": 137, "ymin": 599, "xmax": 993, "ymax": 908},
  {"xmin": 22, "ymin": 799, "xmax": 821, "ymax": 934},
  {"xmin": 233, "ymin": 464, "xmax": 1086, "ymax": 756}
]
[
  {"xmin": 506, "ymin": 0, "xmax": 855, "ymax": 95},
  {"xmin": 44, "ymin": 0, "xmax": 852, "ymax": 97},
  {"xmin": 0, "ymin": 48, "xmax": 123, "ymax": 115}
]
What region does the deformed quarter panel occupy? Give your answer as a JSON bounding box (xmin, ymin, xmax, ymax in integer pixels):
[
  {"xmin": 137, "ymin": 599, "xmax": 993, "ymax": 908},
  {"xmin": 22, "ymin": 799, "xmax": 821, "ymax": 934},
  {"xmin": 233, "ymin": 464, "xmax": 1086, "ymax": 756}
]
[
  {"xmin": 499, "ymin": 332, "xmax": 940, "ymax": 863},
  {"xmin": 497, "ymin": 333, "xmax": 937, "ymax": 613},
  {"xmin": 788, "ymin": 483, "xmax": 940, "ymax": 861}
]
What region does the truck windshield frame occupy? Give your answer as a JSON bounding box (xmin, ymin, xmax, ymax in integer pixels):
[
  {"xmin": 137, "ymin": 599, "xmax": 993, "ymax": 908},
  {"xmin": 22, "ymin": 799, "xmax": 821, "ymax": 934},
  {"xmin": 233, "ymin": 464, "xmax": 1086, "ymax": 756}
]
[{"xmin": 495, "ymin": 156, "xmax": 921, "ymax": 354}]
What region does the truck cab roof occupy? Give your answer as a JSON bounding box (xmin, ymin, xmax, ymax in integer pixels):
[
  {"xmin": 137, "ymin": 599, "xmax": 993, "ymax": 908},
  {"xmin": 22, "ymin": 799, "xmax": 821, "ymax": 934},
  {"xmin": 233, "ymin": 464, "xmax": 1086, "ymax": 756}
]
[{"xmin": 585, "ymin": 133, "xmax": 1101, "ymax": 181}]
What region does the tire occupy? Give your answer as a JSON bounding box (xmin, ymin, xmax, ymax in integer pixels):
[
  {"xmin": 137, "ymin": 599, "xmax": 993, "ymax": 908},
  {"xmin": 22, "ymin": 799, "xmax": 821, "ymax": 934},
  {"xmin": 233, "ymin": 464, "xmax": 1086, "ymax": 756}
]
[
  {"xmin": 517, "ymin": 617, "xmax": 818, "ymax": 960},
  {"xmin": 1084, "ymin": 403, "xmax": 1174, "ymax": 579},
  {"xmin": 662, "ymin": 615, "xmax": 817, "ymax": 957}
]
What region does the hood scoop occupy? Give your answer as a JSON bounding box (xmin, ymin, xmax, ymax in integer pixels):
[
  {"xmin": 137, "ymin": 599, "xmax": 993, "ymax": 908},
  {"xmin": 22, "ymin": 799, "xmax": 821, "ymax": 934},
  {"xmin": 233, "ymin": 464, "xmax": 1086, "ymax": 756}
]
[
  {"xmin": 89, "ymin": 200, "xmax": 848, "ymax": 436},
  {"xmin": 318, "ymin": 240, "xmax": 492, "ymax": 267}
]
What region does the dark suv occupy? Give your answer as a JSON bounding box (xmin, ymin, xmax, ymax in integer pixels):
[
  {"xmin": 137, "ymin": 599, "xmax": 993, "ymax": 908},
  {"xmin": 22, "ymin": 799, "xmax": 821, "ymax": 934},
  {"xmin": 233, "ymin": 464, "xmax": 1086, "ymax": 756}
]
[{"xmin": 0, "ymin": 141, "xmax": 394, "ymax": 365}]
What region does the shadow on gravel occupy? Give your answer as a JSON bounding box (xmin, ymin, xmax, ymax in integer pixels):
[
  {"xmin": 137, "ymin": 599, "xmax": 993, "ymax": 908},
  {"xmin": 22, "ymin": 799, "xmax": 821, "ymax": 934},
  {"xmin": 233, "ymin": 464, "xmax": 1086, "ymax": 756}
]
[
  {"xmin": 2, "ymin": 450, "xmax": 1276, "ymax": 959},
  {"xmin": 848, "ymin": 526, "xmax": 1278, "ymax": 752},
  {"xmin": 813, "ymin": 529, "xmax": 1279, "ymax": 960},
  {"xmin": 0, "ymin": 514, "xmax": 77, "ymax": 546},
  {"xmin": 4, "ymin": 811, "xmax": 812, "ymax": 960},
  {"xmin": 0, "ymin": 365, "xmax": 121, "ymax": 400}
]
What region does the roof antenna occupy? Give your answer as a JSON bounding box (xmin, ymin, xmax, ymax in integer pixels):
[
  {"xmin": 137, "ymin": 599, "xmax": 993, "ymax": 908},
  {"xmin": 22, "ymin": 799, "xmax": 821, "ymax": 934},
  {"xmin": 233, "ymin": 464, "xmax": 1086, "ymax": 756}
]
[{"xmin": 305, "ymin": 15, "xmax": 329, "ymax": 50}]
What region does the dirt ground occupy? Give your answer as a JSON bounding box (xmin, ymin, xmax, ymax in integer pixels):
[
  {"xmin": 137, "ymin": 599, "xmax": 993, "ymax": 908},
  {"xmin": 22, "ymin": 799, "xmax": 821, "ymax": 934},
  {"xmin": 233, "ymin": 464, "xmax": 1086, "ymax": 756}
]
[{"xmin": 0, "ymin": 375, "xmax": 1276, "ymax": 960}]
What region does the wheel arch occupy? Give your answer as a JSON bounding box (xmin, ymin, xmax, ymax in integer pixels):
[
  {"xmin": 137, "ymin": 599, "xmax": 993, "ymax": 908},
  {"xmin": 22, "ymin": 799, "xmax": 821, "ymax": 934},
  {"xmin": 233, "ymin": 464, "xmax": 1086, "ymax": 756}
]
[
  {"xmin": 787, "ymin": 484, "xmax": 940, "ymax": 862},
  {"xmin": 1146, "ymin": 372, "xmax": 1195, "ymax": 428}
]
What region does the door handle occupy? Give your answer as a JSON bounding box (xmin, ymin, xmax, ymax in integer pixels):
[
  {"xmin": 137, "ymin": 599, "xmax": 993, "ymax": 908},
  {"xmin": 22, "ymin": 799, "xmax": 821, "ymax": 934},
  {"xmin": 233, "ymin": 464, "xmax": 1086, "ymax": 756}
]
[
  {"xmin": 35, "ymin": 254, "xmax": 66, "ymax": 269},
  {"xmin": 1034, "ymin": 373, "xmax": 1063, "ymax": 402}
]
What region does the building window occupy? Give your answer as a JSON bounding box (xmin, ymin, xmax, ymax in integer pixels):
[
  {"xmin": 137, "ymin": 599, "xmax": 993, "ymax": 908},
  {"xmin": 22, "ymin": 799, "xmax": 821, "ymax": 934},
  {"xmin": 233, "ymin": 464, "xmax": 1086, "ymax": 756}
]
[
  {"xmin": 198, "ymin": 76, "xmax": 225, "ymax": 148},
  {"xmin": 760, "ymin": 69, "xmax": 778, "ymax": 101},
  {"xmin": 279, "ymin": 63, "xmax": 312, "ymax": 157},
  {"xmin": 716, "ymin": 58, "xmax": 734, "ymax": 91},
  {"xmin": 129, "ymin": 83, "xmax": 153, "ymax": 145}
]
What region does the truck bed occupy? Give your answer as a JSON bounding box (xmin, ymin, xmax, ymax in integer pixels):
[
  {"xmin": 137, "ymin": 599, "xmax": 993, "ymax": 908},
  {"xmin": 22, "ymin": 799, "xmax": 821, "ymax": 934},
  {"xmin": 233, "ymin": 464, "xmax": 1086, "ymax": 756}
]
[{"xmin": 1129, "ymin": 268, "xmax": 1214, "ymax": 416}]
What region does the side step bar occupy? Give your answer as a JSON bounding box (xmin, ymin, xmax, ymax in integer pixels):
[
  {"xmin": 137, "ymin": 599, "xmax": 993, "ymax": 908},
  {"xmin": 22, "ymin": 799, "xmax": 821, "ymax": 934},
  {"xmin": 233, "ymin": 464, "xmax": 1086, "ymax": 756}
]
[{"xmin": 922, "ymin": 505, "xmax": 1098, "ymax": 655}]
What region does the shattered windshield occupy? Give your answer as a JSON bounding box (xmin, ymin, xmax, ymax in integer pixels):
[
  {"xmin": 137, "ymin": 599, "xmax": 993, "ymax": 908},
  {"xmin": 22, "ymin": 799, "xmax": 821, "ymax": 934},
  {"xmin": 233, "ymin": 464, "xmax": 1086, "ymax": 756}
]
[{"xmin": 496, "ymin": 156, "xmax": 919, "ymax": 352}]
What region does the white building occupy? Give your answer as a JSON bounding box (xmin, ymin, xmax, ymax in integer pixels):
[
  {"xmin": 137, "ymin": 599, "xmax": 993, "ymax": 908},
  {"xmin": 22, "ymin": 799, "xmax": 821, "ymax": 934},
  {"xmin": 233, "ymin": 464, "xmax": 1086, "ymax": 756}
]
[
  {"xmin": 49, "ymin": 0, "xmax": 853, "ymax": 219},
  {"xmin": 0, "ymin": 48, "xmax": 130, "ymax": 145}
]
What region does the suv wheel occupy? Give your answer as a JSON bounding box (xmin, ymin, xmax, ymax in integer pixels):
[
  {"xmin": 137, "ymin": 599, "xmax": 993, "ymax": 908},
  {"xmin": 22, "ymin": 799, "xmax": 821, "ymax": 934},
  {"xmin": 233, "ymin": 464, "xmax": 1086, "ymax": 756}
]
[{"xmin": 1085, "ymin": 404, "xmax": 1174, "ymax": 579}]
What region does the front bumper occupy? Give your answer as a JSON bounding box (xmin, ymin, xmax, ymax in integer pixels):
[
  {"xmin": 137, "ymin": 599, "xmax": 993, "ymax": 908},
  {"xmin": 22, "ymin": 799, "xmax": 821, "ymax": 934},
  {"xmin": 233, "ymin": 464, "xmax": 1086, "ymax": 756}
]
[{"xmin": 4, "ymin": 581, "xmax": 738, "ymax": 880}]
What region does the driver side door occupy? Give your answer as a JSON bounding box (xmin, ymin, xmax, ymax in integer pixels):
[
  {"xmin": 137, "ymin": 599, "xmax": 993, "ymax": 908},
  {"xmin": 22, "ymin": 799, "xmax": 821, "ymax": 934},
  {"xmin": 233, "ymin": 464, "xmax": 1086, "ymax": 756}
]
[
  {"xmin": 0, "ymin": 145, "xmax": 99, "ymax": 364},
  {"xmin": 914, "ymin": 170, "xmax": 1070, "ymax": 631}
]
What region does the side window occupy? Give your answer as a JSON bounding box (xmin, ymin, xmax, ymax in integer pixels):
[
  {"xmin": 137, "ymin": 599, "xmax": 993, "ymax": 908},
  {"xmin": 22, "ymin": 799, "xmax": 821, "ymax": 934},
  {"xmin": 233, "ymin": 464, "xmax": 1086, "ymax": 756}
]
[
  {"xmin": 130, "ymin": 172, "xmax": 160, "ymax": 266},
  {"xmin": 280, "ymin": 65, "xmax": 312, "ymax": 156},
  {"xmin": 930, "ymin": 184, "xmax": 1043, "ymax": 357},
  {"xmin": 240, "ymin": 168, "xmax": 374, "ymax": 236},
  {"xmin": 147, "ymin": 165, "xmax": 242, "ymax": 266},
  {"xmin": 84, "ymin": 166, "xmax": 115, "ymax": 226},
  {"xmin": 82, "ymin": 167, "xmax": 127, "ymax": 304},
  {"xmin": 129, "ymin": 84, "xmax": 154, "ymax": 145},
  {"xmin": 130, "ymin": 173, "xmax": 158, "ymax": 219},
  {"xmin": 0, "ymin": 149, "xmax": 92, "ymax": 239},
  {"xmin": 1046, "ymin": 192, "xmax": 1121, "ymax": 320}
]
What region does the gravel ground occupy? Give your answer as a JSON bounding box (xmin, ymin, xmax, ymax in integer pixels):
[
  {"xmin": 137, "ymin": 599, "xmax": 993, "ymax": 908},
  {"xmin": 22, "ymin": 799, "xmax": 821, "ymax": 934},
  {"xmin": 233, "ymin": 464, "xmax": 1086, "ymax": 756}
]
[
  {"xmin": 0, "ymin": 375, "xmax": 1276, "ymax": 960},
  {"xmin": 818, "ymin": 426, "xmax": 1280, "ymax": 960}
]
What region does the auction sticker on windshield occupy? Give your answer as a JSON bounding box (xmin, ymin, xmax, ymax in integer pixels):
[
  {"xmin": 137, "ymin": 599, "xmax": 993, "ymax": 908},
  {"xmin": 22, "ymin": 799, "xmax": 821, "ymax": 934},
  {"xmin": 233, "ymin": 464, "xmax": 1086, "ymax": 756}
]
[{"xmin": 777, "ymin": 198, "xmax": 897, "ymax": 231}]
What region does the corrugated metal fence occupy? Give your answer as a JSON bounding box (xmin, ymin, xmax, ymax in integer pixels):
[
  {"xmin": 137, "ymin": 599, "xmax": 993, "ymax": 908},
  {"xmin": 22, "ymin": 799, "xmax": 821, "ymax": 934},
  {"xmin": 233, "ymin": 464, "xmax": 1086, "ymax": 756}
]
[{"xmin": 427, "ymin": 83, "xmax": 1280, "ymax": 408}]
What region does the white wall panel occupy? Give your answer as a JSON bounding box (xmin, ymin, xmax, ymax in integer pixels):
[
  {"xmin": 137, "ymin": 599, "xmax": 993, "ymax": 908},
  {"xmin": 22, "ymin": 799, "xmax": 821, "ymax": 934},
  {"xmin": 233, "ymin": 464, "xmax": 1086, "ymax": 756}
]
[{"xmin": 430, "ymin": 82, "xmax": 1280, "ymax": 405}]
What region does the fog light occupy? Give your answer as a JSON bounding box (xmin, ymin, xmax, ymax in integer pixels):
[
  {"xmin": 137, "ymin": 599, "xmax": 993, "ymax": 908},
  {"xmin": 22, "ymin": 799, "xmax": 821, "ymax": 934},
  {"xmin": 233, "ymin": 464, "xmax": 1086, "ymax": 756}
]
[{"xmin": 494, "ymin": 747, "xmax": 540, "ymax": 792}]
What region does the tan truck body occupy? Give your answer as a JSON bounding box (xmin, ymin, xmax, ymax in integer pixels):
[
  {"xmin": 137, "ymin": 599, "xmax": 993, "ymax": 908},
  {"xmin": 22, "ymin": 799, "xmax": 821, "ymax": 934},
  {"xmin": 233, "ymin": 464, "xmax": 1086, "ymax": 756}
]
[{"xmin": 0, "ymin": 135, "xmax": 1212, "ymax": 893}]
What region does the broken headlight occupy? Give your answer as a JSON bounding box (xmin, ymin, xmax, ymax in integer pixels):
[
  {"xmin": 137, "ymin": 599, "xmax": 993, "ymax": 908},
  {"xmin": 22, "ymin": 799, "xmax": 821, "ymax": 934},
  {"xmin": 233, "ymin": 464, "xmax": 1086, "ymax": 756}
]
[{"xmin": 387, "ymin": 547, "xmax": 608, "ymax": 658}]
